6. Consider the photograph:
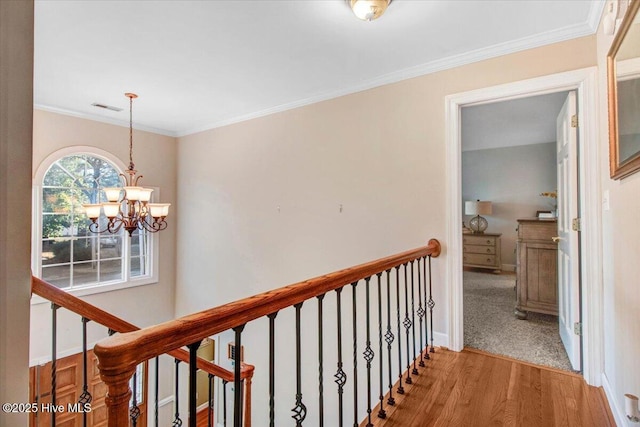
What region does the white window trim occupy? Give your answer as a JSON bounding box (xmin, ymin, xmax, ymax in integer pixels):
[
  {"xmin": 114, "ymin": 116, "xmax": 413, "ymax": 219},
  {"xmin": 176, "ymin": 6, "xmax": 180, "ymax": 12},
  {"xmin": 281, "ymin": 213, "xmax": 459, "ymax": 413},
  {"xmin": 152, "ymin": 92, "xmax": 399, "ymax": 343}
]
[{"xmin": 31, "ymin": 146, "xmax": 159, "ymax": 304}]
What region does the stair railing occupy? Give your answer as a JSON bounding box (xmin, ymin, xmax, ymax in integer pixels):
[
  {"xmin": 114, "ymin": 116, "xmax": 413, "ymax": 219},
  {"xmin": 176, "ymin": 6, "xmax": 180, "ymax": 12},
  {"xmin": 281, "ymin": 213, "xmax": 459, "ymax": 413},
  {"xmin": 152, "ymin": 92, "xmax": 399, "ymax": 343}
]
[
  {"xmin": 95, "ymin": 239, "xmax": 441, "ymax": 427},
  {"xmin": 31, "ymin": 276, "xmax": 254, "ymax": 427}
]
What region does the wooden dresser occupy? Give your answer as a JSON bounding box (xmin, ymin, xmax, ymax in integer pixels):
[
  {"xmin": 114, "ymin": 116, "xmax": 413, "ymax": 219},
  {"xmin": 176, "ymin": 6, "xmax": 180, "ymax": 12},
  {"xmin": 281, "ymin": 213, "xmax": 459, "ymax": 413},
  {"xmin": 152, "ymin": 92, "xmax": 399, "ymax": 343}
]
[
  {"xmin": 462, "ymin": 233, "xmax": 502, "ymax": 273},
  {"xmin": 515, "ymin": 219, "xmax": 558, "ymax": 319}
]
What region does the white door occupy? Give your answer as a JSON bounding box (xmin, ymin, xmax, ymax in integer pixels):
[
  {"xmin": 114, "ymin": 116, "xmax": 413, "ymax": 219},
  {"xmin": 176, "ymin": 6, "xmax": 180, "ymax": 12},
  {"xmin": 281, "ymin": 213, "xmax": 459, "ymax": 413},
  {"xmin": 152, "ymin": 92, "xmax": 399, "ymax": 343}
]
[{"xmin": 556, "ymin": 91, "xmax": 581, "ymax": 371}]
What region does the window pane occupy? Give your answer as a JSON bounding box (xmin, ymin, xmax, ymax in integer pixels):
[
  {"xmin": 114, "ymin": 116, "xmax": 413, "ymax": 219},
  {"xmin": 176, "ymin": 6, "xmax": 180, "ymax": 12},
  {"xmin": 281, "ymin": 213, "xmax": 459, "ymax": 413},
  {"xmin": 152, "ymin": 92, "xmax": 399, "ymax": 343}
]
[
  {"xmin": 99, "ymin": 235, "xmax": 122, "ymax": 258},
  {"xmin": 100, "ymin": 259, "xmax": 122, "ymax": 282},
  {"xmin": 130, "ymin": 256, "xmax": 146, "ymax": 277},
  {"xmin": 43, "ymin": 163, "xmax": 74, "ymax": 187},
  {"xmin": 42, "ymin": 188, "xmax": 73, "ymax": 214},
  {"xmin": 42, "ymin": 214, "xmax": 72, "ymax": 239},
  {"xmin": 42, "ymin": 265, "xmax": 70, "ymax": 288},
  {"xmin": 42, "ymin": 238, "xmax": 74, "ymax": 265},
  {"xmin": 72, "ymin": 261, "xmax": 99, "ymax": 287}
]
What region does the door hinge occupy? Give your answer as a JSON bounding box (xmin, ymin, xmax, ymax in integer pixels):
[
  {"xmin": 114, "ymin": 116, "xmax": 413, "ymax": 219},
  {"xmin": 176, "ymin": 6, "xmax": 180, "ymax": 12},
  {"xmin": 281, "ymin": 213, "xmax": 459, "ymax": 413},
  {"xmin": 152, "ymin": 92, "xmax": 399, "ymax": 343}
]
[
  {"xmin": 571, "ymin": 115, "xmax": 578, "ymax": 128},
  {"xmin": 574, "ymin": 322, "xmax": 582, "ymax": 336},
  {"xmin": 572, "ymin": 217, "xmax": 581, "ymax": 232}
]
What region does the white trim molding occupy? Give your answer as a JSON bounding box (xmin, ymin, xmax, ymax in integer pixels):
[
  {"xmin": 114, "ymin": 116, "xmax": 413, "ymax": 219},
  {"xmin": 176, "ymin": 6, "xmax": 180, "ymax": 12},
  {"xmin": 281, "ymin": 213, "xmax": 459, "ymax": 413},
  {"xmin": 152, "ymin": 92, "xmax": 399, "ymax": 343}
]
[
  {"xmin": 445, "ymin": 67, "xmax": 603, "ymax": 386},
  {"xmin": 602, "ymin": 373, "xmax": 627, "ymax": 427}
]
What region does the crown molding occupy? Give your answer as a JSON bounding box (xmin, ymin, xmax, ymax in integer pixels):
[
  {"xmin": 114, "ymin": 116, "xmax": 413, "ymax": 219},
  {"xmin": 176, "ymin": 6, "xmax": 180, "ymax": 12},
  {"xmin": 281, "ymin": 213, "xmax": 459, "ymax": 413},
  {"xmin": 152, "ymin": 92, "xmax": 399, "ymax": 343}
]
[
  {"xmin": 178, "ymin": 14, "xmax": 602, "ymax": 137},
  {"xmin": 34, "ymin": 104, "xmax": 178, "ymax": 137}
]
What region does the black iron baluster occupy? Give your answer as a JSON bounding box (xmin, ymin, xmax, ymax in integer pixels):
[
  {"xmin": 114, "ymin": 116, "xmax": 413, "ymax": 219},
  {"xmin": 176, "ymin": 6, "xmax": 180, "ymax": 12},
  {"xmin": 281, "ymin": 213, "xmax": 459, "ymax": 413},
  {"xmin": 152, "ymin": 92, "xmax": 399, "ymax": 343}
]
[
  {"xmin": 79, "ymin": 317, "xmax": 93, "ymax": 427},
  {"xmin": 362, "ymin": 277, "xmax": 375, "ymax": 427},
  {"xmin": 292, "ymin": 303, "xmax": 307, "ymax": 426},
  {"xmin": 131, "ymin": 367, "xmax": 140, "ymax": 427},
  {"xmin": 223, "ymin": 379, "xmax": 228, "ymax": 427},
  {"xmin": 394, "ymin": 267, "xmax": 404, "ymax": 394},
  {"xmin": 188, "ymin": 340, "xmax": 202, "ymax": 427},
  {"xmin": 403, "ymin": 263, "xmax": 413, "ymax": 385},
  {"xmin": 268, "ymin": 312, "xmax": 278, "ymax": 427},
  {"xmin": 410, "ymin": 260, "xmax": 418, "ymax": 376},
  {"xmin": 384, "ymin": 269, "xmax": 395, "ymax": 405},
  {"xmin": 208, "ymin": 373, "xmax": 214, "ymax": 427},
  {"xmin": 334, "ymin": 287, "xmax": 346, "ymax": 427},
  {"xmin": 428, "ymin": 255, "xmax": 435, "ymax": 353},
  {"xmin": 155, "ymin": 356, "xmax": 160, "ymax": 427},
  {"xmin": 233, "ymin": 325, "xmax": 246, "ymax": 427},
  {"xmin": 376, "ymin": 273, "xmax": 386, "ymax": 419},
  {"xmin": 417, "ymin": 258, "xmax": 426, "ymax": 367},
  {"xmin": 423, "ymin": 256, "xmax": 430, "ymax": 360},
  {"xmin": 51, "ymin": 303, "xmax": 59, "ymax": 427},
  {"xmin": 351, "ymin": 281, "xmax": 359, "ymax": 427},
  {"xmin": 173, "ymin": 359, "xmax": 183, "ymax": 427},
  {"xmin": 317, "ymin": 294, "xmax": 325, "ymax": 427}
]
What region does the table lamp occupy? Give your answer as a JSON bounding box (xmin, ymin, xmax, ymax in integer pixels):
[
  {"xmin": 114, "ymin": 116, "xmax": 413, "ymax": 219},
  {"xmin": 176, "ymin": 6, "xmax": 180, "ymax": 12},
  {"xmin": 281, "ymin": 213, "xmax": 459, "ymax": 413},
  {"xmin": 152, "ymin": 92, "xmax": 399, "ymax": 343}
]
[{"xmin": 465, "ymin": 200, "xmax": 492, "ymax": 234}]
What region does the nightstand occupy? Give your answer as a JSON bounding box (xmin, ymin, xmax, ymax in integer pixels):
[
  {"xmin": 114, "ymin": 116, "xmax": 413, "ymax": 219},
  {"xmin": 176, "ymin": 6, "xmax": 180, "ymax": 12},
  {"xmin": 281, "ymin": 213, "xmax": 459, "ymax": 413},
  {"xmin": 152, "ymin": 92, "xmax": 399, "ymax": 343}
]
[{"xmin": 462, "ymin": 233, "xmax": 502, "ymax": 273}]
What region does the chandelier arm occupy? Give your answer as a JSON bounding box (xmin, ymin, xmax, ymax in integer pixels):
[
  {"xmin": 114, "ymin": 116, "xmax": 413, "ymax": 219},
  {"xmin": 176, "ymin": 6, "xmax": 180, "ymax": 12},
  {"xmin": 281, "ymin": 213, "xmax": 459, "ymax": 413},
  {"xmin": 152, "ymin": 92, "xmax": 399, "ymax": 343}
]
[{"xmin": 139, "ymin": 216, "xmax": 168, "ymax": 233}]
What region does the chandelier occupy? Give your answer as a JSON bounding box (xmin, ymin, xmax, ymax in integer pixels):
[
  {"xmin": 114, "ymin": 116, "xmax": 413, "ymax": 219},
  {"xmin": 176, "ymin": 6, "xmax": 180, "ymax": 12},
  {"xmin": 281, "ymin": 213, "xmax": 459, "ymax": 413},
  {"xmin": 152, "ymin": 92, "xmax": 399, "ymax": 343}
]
[
  {"xmin": 350, "ymin": 0, "xmax": 390, "ymax": 21},
  {"xmin": 83, "ymin": 93, "xmax": 170, "ymax": 236}
]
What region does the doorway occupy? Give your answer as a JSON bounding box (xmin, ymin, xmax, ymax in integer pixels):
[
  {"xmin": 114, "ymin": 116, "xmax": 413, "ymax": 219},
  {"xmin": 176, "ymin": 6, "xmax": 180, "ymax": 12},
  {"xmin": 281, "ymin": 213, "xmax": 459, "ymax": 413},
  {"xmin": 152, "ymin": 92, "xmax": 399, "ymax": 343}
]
[
  {"xmin": 444, "ymin": 67, "xmax": 604, "ymax": 386},
  {"xmin": 460, "ymin": 91, "xmax": 573, "ymax": 371}
]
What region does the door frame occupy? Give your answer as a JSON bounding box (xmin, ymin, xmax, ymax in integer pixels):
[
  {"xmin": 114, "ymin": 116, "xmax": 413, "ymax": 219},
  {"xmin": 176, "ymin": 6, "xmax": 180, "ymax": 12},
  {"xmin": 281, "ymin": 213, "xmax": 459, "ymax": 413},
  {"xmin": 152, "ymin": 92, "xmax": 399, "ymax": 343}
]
[{"xmin": 444, "ymin": 67, "xmax": 603, "ymax": 386}]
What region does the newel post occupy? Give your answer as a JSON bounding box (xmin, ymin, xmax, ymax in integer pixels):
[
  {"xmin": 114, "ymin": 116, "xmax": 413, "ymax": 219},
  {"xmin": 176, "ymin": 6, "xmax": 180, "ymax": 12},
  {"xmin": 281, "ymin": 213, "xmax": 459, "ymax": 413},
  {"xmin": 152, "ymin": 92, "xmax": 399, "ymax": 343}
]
[{"xmin": 94, "ymin": 345, "xmax": 137, "ymax": 427}]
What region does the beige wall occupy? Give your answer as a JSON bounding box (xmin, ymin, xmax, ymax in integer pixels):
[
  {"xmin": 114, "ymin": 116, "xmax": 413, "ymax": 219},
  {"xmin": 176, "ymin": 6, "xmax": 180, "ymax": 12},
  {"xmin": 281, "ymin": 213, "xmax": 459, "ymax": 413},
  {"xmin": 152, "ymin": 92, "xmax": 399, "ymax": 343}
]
[
  {"xmin": 598, "ymin": 1, "xmax": 640, "ymax": 423},
  {"xmin": 176, "ymin": 35, "xmax": 596, "ymax": 425},
  {"xmin": 29, "ymin": 110, "xmax": 178, "ymax": 362},
  {"xmin": 0, "ymin": 1, "xmax": 33, "ymax": 425}
]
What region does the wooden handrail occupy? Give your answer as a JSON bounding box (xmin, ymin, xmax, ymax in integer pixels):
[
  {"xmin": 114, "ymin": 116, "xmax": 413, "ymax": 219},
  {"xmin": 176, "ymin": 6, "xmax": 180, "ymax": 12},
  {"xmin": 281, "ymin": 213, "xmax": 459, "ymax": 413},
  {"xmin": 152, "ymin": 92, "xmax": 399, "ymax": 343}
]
[
  {"xmin": 94, "ymin": 240, "xmax": 440, "ymax": 408},
  {"xmin": 31, "ymin": 276, "xmax": 253, "ymax": 382}
]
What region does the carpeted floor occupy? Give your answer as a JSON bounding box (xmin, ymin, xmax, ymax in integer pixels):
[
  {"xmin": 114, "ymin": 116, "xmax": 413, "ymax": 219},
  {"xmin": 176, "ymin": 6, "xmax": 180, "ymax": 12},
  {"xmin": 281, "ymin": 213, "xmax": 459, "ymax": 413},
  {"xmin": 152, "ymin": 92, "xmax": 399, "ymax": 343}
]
[{"xmin": 463, "ymin": 270, "xmax": 573, "ymax": 371}]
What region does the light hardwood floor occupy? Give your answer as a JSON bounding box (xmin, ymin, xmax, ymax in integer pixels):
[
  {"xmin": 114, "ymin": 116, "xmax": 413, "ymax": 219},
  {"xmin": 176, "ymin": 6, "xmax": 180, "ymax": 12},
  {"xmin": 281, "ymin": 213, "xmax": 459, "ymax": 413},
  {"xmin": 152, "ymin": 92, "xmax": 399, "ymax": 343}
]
[{"xmin": 363, "ymin": 347, "xmax": 615, "ymax": 427}]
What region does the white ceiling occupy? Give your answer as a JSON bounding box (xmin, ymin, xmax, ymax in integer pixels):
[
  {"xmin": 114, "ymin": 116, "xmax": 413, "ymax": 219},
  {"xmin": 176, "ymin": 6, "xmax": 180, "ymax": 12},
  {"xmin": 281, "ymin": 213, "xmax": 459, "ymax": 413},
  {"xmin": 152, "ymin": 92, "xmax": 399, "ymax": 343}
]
[{"xmin": 34, "ymin": 1, "xmax": 603, "ymax": 137}]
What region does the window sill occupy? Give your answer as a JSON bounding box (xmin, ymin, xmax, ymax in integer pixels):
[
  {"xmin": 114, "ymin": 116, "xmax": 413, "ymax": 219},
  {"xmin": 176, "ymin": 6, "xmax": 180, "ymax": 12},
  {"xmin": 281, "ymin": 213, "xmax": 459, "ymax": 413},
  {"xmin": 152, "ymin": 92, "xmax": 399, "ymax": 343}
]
[{"xmin": 30, "ymin": 276, "xmax": 158, "ymax": 305}]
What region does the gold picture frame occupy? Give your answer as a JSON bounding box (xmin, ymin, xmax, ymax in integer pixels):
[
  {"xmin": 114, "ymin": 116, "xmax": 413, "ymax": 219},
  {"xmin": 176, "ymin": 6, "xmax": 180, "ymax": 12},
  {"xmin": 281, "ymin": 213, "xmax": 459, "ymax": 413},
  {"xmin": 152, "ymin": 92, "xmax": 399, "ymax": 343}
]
[{"xmin": 608, "ymin": 0, "xmax": 640, "ymax": 179}]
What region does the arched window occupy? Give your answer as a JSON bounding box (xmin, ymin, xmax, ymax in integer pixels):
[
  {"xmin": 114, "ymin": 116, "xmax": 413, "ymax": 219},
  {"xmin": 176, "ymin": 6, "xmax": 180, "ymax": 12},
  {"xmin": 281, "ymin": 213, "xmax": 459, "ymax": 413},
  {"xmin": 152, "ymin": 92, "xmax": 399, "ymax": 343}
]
[{"xmin": 34, "ymin": 149, "xmax": 156, "ymax": 294}]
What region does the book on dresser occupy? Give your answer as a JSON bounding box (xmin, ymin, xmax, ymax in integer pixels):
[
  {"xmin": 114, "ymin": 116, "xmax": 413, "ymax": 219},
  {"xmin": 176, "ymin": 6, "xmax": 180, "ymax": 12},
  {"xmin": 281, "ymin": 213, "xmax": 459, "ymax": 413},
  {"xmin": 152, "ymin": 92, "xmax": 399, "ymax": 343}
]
[{"xmin": 462, "ymin": 233, "xmax": 502, "ymax": 273}]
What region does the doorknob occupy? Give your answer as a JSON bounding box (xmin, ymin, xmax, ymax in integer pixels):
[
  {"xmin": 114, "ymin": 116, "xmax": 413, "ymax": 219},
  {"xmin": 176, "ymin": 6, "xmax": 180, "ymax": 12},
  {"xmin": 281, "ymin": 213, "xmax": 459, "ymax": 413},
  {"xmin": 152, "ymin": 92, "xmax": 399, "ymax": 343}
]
[{"xmin": 552, "ymin": 236, "xmax": 561, "ymax": 242}]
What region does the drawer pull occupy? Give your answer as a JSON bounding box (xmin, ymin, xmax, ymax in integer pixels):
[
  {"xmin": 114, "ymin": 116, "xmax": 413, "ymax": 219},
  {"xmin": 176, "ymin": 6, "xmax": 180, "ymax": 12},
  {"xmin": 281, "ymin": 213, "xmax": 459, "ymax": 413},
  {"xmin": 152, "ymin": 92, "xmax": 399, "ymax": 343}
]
[
  {"xmin": 487, "ymin": 258, "xmax": 491, "ymax": 262},
  {"xmin": 486, "ymin": 240, "xmax": 491, "ymax": 244},
  {"xmin": 487, "ymin": 248, "xmax": 491, "ymax": 253}
]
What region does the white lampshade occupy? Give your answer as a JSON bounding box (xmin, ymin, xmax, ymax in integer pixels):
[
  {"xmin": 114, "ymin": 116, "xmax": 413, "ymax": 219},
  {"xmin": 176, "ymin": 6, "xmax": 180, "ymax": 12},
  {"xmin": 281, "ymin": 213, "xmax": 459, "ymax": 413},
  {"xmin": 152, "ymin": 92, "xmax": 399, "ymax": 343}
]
[
  {"xmin": 148, "ymin": 203, "xmax": 170, "ymax": 218},
  {"xmin": 465, "ymin": 200, "xmax": 492, "ymax": 216},
  {"xmin": 124, "ymin": 186, "xmax": 143, "ymax": 201},
  {"xmin": 139, "ymin": 188, "xmax": 154, "ymax": 202},
  {"xmin": 103, "ymin": 187, "xmax": 122, "ymax": 202},
  {"xmin": 83, "ymin": 204, "xmax": 102, "ymax": 220},
  {"xmin": 103, "ymin": 202, "xmax": 121, "ymax": 218}
]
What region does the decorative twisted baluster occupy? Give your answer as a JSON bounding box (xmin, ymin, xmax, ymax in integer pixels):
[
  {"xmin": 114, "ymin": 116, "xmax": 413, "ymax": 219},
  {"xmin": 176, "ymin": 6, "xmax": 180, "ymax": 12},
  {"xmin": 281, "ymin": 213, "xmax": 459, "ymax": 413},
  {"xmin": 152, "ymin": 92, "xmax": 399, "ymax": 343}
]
[
  {"xmin": 376, "ymin": 273, "xmax": 387, "ymax": 419},
  {"xmin": 416, "ymin": 258, "xmax": 426, "ymax": 367},
  {"xmin": 268, "ymin": 312, "xmax": 278, "ymax": 427},
  {"xmin": 363, "ymin": 277, "xmax": 375, "ymax": 427},
  {"xmin": 428, "ymin": 255, "xmax": 435, "ymax": 353},
  {"xmin": 394, "ymin": 267, "xmax": 404, "ymax": 394},
  {"xmin": 351, "ymin": 281, "xmax": 359, "ymax": 427},
  {"xmin": 410, "ymin": 260, "xmax": 419, "ymax": 376},
  {"xmin": 318, "ymin": 294, "xmax": 325, "ymax": 427},
  {"xmin": 384, "ymin": 269, "xmax": 396, "ymax": 405},
  {"xmin": 291, "ymin": 303, "xmax": 307, "ymax": 426},
  {"xmin": 403, "ymin": 263, "xmax": 413, "ymax": 384},
  {"xmin": 51, "ymin": 303, "xmax": 59, "ymax": 427},
  {"xmin": 130, "ymin": 368, "xmax": 141, "ymax": 426},
  {"xmin": 173, "ymin": 359, "xmax": 183, "ymax": 427},
  {"xmin": 334, "ymin": 287, "xmax": 346, "ymax": 427},
  {"xmin": 423, "ymin": 256, "xmax": 430, "ymax": 359},
  {"xmin": 79, "ymin": 317, "xmax": 93, "ymax": 427}
]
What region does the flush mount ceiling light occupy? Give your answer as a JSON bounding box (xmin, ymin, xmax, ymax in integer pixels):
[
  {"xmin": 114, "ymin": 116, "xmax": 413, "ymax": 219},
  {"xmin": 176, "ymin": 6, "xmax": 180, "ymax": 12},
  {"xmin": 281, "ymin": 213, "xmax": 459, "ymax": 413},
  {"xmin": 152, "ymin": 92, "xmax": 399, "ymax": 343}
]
[
  {"xmin": 350, "ymin": 0, "xmax": 391, "ymax": 21},
  {"xmin": 83, "ymin": 93, "xmax": 170, "ymax": 236}
]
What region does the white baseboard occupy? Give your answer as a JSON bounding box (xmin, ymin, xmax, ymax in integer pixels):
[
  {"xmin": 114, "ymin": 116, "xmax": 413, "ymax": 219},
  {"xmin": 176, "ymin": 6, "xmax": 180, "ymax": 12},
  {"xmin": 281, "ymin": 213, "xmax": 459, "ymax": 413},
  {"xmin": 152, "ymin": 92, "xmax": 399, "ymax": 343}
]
[
  {"xmin": 602, "ymin": 373, "xmax": 627, "ymax": 427},
  {"xmin": 433, "ymin": 331, "xmax": 448, "ymax": 348},
  {"xmin": 158, "ymin": 395, "xmax": 174, "ymax": 408}
]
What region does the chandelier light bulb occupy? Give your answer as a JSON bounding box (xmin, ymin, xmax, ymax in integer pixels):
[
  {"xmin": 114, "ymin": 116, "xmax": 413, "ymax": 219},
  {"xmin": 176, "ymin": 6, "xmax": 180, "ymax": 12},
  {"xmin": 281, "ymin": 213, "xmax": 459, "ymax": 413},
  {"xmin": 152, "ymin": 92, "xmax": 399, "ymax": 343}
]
[{"xmin": 350, "ymin": 0, "xmax": 390, "ymax": 21}]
